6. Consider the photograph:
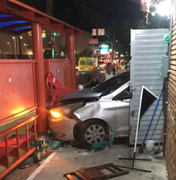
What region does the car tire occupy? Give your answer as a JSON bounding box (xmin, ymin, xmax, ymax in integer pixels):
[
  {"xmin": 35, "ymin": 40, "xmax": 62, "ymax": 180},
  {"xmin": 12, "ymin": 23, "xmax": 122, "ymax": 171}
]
[{"xmin": 78, "ymin": 120, "xmax": 109, "ymax": 148}]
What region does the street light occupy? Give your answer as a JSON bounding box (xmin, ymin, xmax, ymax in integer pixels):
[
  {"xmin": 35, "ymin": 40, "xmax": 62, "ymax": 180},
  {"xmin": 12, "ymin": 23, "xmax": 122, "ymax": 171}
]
[
  {"xmin": 23, "ymin": 43, "xmax": 28, "ymax": 54},
  {"xmin": 7, "ymin": 42, "xmax": 11, "ymax": 54},
  {"xmin": 12, "ymin": 36, "xmax": 17, "ymax": 58}
]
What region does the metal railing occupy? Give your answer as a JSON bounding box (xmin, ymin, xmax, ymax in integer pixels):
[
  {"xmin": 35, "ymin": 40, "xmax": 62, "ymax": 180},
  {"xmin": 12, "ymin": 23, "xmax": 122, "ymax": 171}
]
[{"xmin": 0, "ymin": 114, "xmax": 39, "ymax": 179}]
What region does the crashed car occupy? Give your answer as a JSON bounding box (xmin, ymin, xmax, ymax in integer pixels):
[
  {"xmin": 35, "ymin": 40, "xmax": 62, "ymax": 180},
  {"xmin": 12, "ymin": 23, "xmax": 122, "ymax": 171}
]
[{"xmin": 48, "ymin": 71, "xmax": 131, "ymax": 148}]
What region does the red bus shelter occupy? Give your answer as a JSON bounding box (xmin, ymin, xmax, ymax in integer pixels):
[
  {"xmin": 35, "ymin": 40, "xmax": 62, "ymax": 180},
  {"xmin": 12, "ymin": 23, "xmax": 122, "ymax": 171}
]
[{"xmin": 0, "ymin": 0, "xmax": 82, "ymax": 178}]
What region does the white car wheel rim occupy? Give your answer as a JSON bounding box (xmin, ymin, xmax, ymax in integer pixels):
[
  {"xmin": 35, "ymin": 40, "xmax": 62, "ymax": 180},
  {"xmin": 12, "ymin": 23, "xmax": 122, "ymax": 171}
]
[{"xmin": 85, "ymin": 124, "xmax": 105, "ymax": 144}]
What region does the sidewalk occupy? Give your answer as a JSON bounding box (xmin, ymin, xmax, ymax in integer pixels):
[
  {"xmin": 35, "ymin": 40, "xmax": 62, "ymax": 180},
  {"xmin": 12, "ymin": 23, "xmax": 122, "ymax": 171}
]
[{"xmin": 25, "ymin": 144, "xmax": 167, "ymax": 180}]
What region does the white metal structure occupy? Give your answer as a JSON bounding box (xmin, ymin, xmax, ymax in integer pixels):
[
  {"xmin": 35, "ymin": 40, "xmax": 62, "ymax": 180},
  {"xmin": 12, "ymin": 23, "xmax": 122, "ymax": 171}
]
[{"xmin": 130, "ymin": 29, "xmax": 169, "ymax": 145}]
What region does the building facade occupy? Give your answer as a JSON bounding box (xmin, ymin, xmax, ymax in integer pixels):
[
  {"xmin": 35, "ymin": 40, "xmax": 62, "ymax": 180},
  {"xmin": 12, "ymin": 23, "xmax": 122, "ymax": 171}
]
[{"xmin": 0, "ymin": 30, "xmax": 92, "ymax": 59}]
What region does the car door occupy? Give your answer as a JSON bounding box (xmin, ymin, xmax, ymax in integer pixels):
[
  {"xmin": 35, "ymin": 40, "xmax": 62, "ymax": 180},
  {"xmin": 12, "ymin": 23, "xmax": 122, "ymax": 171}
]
[{"xmin": 112, "ymin": 84, "xmax": 131, "ymax": 137}]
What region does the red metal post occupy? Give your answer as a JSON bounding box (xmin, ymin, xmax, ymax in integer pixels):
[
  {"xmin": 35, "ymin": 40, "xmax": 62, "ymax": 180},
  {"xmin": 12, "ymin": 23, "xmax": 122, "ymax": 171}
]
[
  {"xmin": 68, "ymin": 35, "xmax": 76, "ymax": 88},
  {"xmin": 16, "ymin": 129, "xmax": 20, "ymax": 159},
  {"xmin": 32, "ymin": 23, "xmax": 46, "ymax": 135},
  {"xmin": 25, "ymin": 124, "xmax": 29, "ymax": 151},
  {"xmin": 5, "ymin": 135, "xmax": 10, "ymax": 168}
]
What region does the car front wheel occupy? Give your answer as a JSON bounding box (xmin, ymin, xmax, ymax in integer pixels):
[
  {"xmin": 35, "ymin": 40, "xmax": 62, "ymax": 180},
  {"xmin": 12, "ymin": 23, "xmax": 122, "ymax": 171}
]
[{"xmin": 78, "ymin": 120, "xmax": 108, "ymax": 148}]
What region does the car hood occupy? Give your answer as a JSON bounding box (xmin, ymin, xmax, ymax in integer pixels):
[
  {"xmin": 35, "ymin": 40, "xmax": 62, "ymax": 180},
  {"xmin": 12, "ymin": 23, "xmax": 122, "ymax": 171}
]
[{"xmin": 56, "ymin": 89, "xmax": 101, "ymax": 102}]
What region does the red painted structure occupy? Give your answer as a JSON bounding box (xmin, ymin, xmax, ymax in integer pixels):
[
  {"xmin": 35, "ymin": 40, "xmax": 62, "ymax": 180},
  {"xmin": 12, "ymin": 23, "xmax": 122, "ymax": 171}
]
[
  {"xmin": 0, "ymin": 59, "xmax": 37, "ymax": 124},
  {"xmin": 32, "ymin": 23, "xmax": 46, "ymax": 135},
  {"xmin": 44, "ymin": 59, "xmax": 72, "ymax": 89},
  {"xmin": 0, "ymin": 0, "xmax": 82, "ymax": 178},
  {"xmin": 68, "ymin": 35, "xmax": 77, "ymax": 88},
  {"xmin": 46, "ymin": 72, "xmax": 74, "ymax": 106},
  {"xmin": 0, "ymin": 115, "xmax": 39, "ymax": 179}
]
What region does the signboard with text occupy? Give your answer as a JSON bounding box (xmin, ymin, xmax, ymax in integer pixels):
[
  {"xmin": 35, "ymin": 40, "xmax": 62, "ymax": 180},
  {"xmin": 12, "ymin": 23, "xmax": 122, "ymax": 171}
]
[
  {"xmin": 89, "ymin": 39, "xmax": 99, "ymax": 45},
  {"xmin": 100, "ymin": 45, "xmax": 109, "ymax": 55},
  {"xmin": 92, "ymin": 28, "xmax": 105, "ymax": 36}
]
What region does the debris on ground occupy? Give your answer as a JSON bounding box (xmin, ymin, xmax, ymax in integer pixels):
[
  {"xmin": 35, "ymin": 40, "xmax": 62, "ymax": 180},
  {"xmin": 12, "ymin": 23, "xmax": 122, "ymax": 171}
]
[
  {"xmin": 30, "ymin": 134, "xmax": 62, "ymax": 162},
  {"xmin": 19, "ymin": 157, "xmax": 34, "ymax": 169},
  {"xmin": 64, "ymin": 163, "xmax": 129, "ymax": 180}
]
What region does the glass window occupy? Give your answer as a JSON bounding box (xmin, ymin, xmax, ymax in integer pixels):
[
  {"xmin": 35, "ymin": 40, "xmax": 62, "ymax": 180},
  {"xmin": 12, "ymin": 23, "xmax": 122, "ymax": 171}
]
[
  {"xmin": 92, "ymin": 71, "xmax": 130, "ymax": 97},
  {"xmin": 80, "ymin": 60, "xmax": 85, "ymax": 65},
  {"xmin": 86, "ymin": 60, "xmax": 93, "ymax": 65},
  {"xmin": 113, "ymin": 86, "xmax": 130, "ymax": 100}
]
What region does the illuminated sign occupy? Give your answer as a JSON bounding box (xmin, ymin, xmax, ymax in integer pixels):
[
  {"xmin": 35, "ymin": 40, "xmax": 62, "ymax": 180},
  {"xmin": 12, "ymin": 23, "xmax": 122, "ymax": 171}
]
[
  {"xmin": 100, "ymin": 45, "xmax": 109, "ymax": 55},
  {"xmin": 89, "ymin": 39, "xmax": 99, "ymax": 45}
]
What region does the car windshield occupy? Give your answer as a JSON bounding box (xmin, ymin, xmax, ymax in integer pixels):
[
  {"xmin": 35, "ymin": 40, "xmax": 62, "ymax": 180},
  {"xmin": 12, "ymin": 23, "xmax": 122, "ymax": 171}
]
[
  {"xmin": 92, "ymin": 71, "xmax": 130, "ymax": 96},
  {"xmin": 86, "ymin": 61, "xmax": 93, "ymax": 65},
  {"xmin": 80, "ymin": 60, "xmax": 85, "ymax": 65}
]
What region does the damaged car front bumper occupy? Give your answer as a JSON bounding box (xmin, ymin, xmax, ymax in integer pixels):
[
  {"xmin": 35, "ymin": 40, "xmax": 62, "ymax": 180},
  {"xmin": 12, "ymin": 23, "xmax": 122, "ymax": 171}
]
[
  {"xmin": 48, "ymin": 116, "xmax": 77, "ymax": 141},
  {"xmin": 48, "ymin": 102, "xmax": 84, "ymax": 141}
]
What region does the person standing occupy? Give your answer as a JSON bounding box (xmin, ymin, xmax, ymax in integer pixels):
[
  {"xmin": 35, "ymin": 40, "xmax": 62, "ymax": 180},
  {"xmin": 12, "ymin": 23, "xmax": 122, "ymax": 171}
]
[
  {"xmin": 112, "ymin": 64, "xmax": 116, "ymax": 76},
  {"xmin": 100, "ymin": 63, "xmax": 113, "ymax": 83}
]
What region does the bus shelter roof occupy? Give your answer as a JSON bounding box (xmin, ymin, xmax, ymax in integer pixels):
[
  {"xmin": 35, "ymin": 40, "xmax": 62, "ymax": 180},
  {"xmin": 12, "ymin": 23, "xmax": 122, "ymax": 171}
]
[{"xmin": 0, "ymin": 0, "xmax": 82, "ymax": 36}]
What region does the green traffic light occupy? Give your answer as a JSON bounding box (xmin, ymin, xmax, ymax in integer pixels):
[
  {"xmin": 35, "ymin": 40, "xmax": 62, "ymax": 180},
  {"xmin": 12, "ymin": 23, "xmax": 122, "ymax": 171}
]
[{"xmin": 53, "ymin": 32, "xmax": 60, "ymax": 36}]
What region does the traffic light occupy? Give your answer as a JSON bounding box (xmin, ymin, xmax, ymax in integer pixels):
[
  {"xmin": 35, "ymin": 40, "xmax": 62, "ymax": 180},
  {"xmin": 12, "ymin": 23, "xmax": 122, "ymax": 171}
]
[{"xmin": 53, "ymin": 32, "xmax": 60, "ymax": 36}]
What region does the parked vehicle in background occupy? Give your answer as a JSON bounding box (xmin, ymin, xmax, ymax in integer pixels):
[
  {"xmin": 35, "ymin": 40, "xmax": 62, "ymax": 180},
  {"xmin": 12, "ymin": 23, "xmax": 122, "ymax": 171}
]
[
  {"xmin": 48, "ymin": 72, "xmax": 133, "ymax": 148},
  {"xmin": 78, "ymin": 57, "xmax": 94, "ymax": 74}
]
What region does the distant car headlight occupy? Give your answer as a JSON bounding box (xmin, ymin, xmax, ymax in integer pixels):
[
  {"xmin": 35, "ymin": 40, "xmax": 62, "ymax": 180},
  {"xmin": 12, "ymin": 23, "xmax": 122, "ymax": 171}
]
[{"xmin": 49, "ymin": 107, "xmax": 71, "ymax": 121}]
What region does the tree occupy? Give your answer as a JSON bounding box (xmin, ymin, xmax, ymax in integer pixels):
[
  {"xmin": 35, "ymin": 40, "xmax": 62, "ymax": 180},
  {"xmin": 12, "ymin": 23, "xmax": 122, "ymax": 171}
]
[
  {"xmin": 107, "ymin": 20, "xmax": 148, "ymax": 57},
  {"xmin": 75, "ymin": 49, "xmax": 92, "ymax": 64}
]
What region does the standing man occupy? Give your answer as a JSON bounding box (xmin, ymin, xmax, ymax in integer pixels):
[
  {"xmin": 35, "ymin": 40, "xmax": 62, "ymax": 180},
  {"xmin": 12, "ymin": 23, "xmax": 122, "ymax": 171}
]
[
  {"xmin": 100, "ymin": 63, "xmax": 113, "ymax": 83},
  {"xmin": 112, "ymin": 64, "xmax": 116, "ymax": 76}
]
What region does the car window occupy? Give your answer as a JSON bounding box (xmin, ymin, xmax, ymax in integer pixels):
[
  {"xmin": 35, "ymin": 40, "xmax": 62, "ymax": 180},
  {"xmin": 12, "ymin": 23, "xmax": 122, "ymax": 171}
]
[
  {"xmin": 113, "ymin": 86, "xmax": 130, "ymax": 100},
  {"xmin": 92, "ymin": 71, "xmax": 130, "ymax": 96},
  {"xmin": 86, "ymin": 60, "xmax": 93, "ymax": 65},
  {"xmin": 80, "ymin": 60, "xmax": 85, "ymax": 65}
]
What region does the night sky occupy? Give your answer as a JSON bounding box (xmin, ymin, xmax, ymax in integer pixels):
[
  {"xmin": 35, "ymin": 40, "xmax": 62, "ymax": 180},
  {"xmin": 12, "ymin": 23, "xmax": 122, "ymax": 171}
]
[{"xmin": 18, "ymin": 0, "xmax": 144, "ymax": 31}]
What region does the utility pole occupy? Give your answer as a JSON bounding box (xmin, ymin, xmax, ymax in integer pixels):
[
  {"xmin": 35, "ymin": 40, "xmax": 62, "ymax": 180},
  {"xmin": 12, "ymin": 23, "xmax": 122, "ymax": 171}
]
[{"xmin": 46, "ymin": 0, "xmax": 54, "ymax": 58}]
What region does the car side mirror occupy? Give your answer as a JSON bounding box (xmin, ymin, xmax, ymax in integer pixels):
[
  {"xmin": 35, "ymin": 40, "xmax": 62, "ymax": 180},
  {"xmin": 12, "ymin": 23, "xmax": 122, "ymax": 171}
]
[{"xmin": 119, "ymin": 91, "xmax": 132, "ymax": 100}]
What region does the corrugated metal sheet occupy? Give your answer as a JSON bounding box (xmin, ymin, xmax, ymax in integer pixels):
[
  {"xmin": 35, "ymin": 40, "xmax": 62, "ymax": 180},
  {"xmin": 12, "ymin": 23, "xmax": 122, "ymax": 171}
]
[{"xmin": 130, "ymin": 29, "xmax": 169, "ymax": 145}]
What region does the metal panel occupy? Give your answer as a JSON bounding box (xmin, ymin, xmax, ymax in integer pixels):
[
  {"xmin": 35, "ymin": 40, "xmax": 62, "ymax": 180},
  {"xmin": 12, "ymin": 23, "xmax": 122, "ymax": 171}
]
[
  {"xmin": 48, "ymin": 59, "xmax": 65, "ymax": 87},
  {"xmin": 45, "ymin": 59, "xmax": 73, "ymax": 88},
  {"xmin": 0, "ymin": 60, "xmax": 36, "ymax": 124},
  {"xmin": 44, "ymin": 59, "xmax": 73, "ymax": 101},
  {"xmin": 64, "ymin": 61, "xmax": 72, "ymax": 88},
  {"xmin": 130, "ymin": 29, "xmax": 169, "ymax": 145}
]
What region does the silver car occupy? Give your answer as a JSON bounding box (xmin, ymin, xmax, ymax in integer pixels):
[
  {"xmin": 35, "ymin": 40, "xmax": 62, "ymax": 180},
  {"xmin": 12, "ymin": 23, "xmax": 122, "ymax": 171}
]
[{"xmin": 48, "ymin": 72, "xmax": 132, "ymax": 148}]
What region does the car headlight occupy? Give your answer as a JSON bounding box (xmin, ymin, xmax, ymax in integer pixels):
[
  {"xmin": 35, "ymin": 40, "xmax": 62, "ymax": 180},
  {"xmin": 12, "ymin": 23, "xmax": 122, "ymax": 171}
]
[
  {"xmin": 50, "ymin": 110, "xmax": 63, "ymax": 120},
  {"xmin": 49, "ymin": 107, "xmax": 71, "ymax": 121}
]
